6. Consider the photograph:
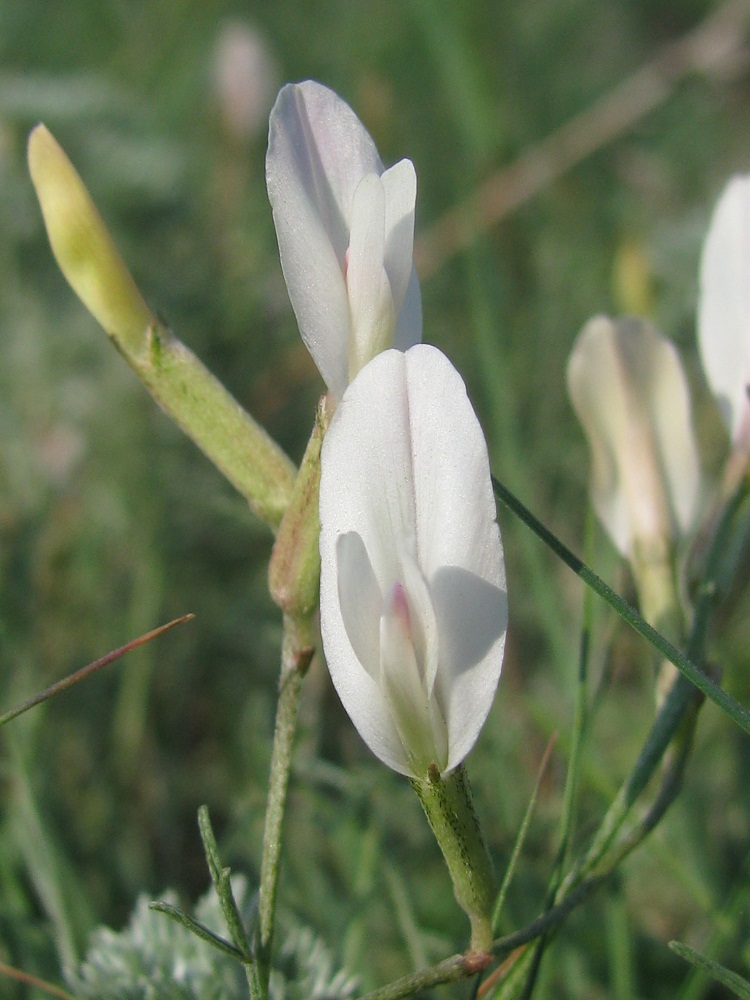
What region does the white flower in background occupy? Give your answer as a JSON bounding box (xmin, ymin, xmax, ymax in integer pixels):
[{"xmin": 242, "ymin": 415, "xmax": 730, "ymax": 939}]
[
  {"xmin": 567, "ymin": 316, "xmax": 701, "ymax": 561},
  {"xmin": 698, "ymin": 174, "xmax": 750, "ymax": 454},
  {"xmin": 213, "ymin": 20, "xmax": 279, "ymax": 142},
  {"xmin": 266, "ymin": 81, "xmax": 421, "ymax": 401},
  {"xmin": 319, "ymin": 344, "xmax": 507, "ymax": 779}
]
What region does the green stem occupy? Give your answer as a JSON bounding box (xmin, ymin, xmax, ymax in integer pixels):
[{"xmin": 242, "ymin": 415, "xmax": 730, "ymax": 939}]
[
  {"xmin": 410, "ymin": 765, "xmax": 495, "ymax": 952},
  {"xmin": 257, "ymin": 614, "xmax": 315, "ymax": 986},
  {"xmin": 359, "ymin": 734, "xmax": 692, "ymax": 1000},
  {"xmin": 357, "ymin": 952, "xmax": 491, "ymax": 1000}
]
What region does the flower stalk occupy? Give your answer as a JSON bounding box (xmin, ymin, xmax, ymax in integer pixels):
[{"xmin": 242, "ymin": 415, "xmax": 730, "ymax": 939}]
[
  {"xmin": 257, "ymin": 613, "xmax": 315, "ymax": 988},
  {"xmin": 410, "ymin": 765, "xmax": 496, "ymax": 953}
]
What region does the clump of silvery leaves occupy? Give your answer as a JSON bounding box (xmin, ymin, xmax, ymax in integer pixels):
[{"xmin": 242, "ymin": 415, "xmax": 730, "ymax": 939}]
[{"xmin": 69, "ymin": 877, "xmax": 357, "ymax": 1000}]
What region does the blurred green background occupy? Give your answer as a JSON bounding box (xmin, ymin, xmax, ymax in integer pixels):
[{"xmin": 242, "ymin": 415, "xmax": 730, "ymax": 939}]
[{"xmin": 2, "ymin": 1, "xmax": 750, "ymax": 996}]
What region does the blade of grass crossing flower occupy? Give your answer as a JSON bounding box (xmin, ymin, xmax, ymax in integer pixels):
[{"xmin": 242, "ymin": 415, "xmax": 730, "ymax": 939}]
[
  {"xmin": 563, "ymin": 471, "xmax": 750, "ymax": 889},
  {"xmin": 491, "ymin": 475, "xmax": 750, "ymax": 736}
]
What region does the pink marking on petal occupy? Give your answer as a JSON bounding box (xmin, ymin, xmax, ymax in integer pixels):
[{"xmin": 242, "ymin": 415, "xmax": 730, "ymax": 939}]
[{"xmin": 387, "ymin": 581, "xmax": 411, "ymax": 633}]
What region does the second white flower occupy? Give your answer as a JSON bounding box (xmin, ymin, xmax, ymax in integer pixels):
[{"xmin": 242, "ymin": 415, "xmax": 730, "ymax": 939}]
[
  {"xmin": 266, "ymin": 81, "xmax": 422, "ymax": 401},
  {"xmin": 319, "ymin": 344, "xmax": 507, "ymax": 779}
]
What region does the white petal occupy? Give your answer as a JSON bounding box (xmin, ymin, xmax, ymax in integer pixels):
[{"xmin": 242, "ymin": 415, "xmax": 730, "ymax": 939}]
[
  {"xmin": 319, "ymin": 344, "xmax": 507, "ymax": 776},
  {"xmin": 346, "ymin": 173, "xmax": 394, "ymax": 378},
  {"xmin": 327, "ymin": 535, "xmax": 411, "ymax": 774},
  {"xmin": 429, "ymin": 565, "xmax": 509, "ymax": 768},
  {"xmin": 400, "ymin": 346, "xmax": 506, "ymax": 771},
  {"xmin": 381, "ymin": 159, "xmax": 418, "ymax": 319},
  {"xmin": 379, "ymin": 579, "xmax": 448, "ymax": 775},
  {"xmin": 567, "ymin": 316, "xmax": 701, "ymax": 556},
  {"xmin": 398, "ymin": 547, "xmax": 440, "ymax": 697},
  {"xmin": 336, "ymin": 531, "xmax": 382, "ymax": 681},
  {"xmin": 393, "ymin": 266, "xmax": 423, "ymax": 353},
  {"xmin": 698, "ymin": 175, "xmax": 750, "ymax": 449},
  {"xmin": 266, "ymin": 81, "xmax": 383, "ymax": 398}
]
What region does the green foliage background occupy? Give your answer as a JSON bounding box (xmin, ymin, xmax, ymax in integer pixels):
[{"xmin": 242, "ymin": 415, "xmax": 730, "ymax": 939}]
[{"xmin": 2, "ymin": 1, "xmax": 750, "ymax": 996}]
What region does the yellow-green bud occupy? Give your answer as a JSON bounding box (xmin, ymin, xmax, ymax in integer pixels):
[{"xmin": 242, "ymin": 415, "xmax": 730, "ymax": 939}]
[{"xmin": 28, "ymin": 123, "xmax": 156, "ymax": 353}]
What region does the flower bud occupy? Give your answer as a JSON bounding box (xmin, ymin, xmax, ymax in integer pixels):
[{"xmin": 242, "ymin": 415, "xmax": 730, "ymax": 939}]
[{"xmin": 28, "ymin": 124, "xmax": 156, "ymax": 354}]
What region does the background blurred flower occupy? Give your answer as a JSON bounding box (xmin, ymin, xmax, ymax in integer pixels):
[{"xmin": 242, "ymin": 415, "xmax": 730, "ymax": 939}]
[
  {"xmin": 266, "ymin": 81, "xmax": 421, "ymax": 400},
  {"xmin": 212, "ymin": 20, "xmax": 278, "ymax": 143},
  {"xmin": 567, "ymin": 315, "xmax": 702, "ymax": 563},
  {"xmin": 319, "ymin": 344, "xmax": 507, "ymax": 779},
  {"xmin": 698, "ymin": 173, "xmax": 750, "ymax": 455}
]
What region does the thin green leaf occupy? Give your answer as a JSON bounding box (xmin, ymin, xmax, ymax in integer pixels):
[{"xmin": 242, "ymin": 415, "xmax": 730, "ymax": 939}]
[
  {"xmin": 497, "ymin": 521, "xmax": 598, "ymax": 1000},
  {"xmin": 0, "ymin": 961, "xmax": 76, "ymax": 999},
  {"xmin": 0, "ymin": 615, "xmax": 194, "ymax": 727},
  {"xmin": 148, "ymin": 901, "xmax": 245, "ymax": 962},
  {"xmin": 197, "ymin": 807, "xmax": 252, "ymax": 961},
  {"xmin": 384, "ymin": 863, "xmax": 429, "ymax": 973},
  {"xmin": 670, "ymin": 941, "xmax": 750, "ymax": 999},
  {"xmin": 198, "ymin": 805, "xmax": 223, "ymax": 887},
  {"xmin": 492, "ymin": 734, "xmax": 557, "ymax": 934},
  {"xmin": 218, "ymin": 868, "xmax": 252, "ymax": 960}
]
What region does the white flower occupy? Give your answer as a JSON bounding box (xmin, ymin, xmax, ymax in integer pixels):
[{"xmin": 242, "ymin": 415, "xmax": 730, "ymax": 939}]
[
  {"xmin": 319, "ymin": 344, "xmax": 507, "ymax": 779},
  {"xmin": 266, "ymin": 81, "xmax": 421, "ymax": 401},
  {"xmin": 698, "ymin": 174, "xmax": 750, "ymax": 453},
  {"xmin": 567, "ymin": 316, "xmax": 701, "ymax": 560}
]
